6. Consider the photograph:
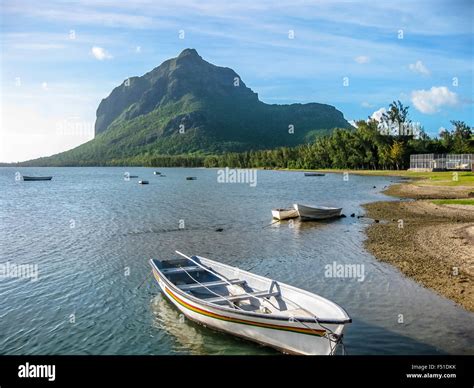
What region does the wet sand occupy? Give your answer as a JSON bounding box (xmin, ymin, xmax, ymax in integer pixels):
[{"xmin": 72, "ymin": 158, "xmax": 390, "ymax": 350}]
[
  {"xmin": 364, "ymin": 186, "xmax": 474, "ymax": 312},
  {"xmin": 384, "ymin": 182, "xmax": 474, "ymax": 199}
]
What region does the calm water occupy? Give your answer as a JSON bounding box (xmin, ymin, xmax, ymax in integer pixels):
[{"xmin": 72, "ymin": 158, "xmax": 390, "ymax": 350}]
[{"xmin": 1, "ymin": 167, "xmax": 473, "ymax": 355}]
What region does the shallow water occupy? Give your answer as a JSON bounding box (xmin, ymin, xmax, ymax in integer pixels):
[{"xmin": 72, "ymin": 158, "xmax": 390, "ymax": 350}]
[{"xmin": 0, "ymin": 167, "xmax": 472, "ymax": 355}]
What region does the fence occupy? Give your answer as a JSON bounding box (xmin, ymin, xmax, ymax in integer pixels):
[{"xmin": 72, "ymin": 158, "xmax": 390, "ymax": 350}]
[{"xmin": 409, "ymin": 154, "xmax": 473, "ymax": 171}]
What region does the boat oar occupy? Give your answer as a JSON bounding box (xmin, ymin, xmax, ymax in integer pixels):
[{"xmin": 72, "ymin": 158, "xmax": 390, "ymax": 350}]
[
  {"xmin": 175, "ymin": 250, "xmax": 232, "ymax": 284},
  {"xmin": 175, "ymin": 251, "xmax": 278, "ymax": 309}
]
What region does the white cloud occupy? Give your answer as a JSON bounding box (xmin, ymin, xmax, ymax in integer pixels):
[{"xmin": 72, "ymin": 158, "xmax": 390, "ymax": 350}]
[
  {"xmin": 409, "ymin": 60, "xmax": 430, "ymax": 76},
  {"xmin": 411, "ymin": 86, "xmax": 458, "ymax": 114},
  {"xmin": 354, "ymin": 55, "xmax": 370, "ymax": 64},
  {"xmin": 348, "ymin": 120, "xmax": 358, "ymax": 128},
  {"xmin": 370, "ymin": 107, "xmax": 386, "ymax": 122},
  {"xmin": 91, "ymin": 46, "xmax": 112, "ymax": 60}
]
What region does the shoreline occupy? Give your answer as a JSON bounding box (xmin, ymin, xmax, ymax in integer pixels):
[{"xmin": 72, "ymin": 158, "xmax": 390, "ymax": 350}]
[{"xmin": 363, "ymin": 181, "xmax": 474, "ymax": 312}]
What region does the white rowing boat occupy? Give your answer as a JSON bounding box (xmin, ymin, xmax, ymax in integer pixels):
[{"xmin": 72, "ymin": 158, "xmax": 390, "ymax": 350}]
[
  {"xmin": 293, "ymin": 203, "xmax": 342, "ymax": 220},
  {"xmin": 150, "ymin": 251, "xmax": 351, "ymax": 355},
  {"xmin": 271, "ymin": 208, "xmax": 299, "ymax": 220}
]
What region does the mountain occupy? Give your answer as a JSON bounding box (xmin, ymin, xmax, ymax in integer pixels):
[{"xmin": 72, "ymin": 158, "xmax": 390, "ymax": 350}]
[{"xmin": 25, "ymin": 49, "xmax": 350, "ymax": 166}]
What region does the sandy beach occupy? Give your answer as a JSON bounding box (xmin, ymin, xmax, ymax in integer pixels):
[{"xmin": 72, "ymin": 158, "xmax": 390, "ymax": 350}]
[
  {"xmin": 384, "ymin": 182, "xmax": 474, "ymax": 199},
  {"xmin": 364, "ymin": 182, "xmax": 474, "ymax": 312}
]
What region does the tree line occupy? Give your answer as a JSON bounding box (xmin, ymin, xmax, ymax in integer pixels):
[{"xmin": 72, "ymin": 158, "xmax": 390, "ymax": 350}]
[{"xmin": 178, "ymin": 101, "xmax": 473, "ymax": 170}]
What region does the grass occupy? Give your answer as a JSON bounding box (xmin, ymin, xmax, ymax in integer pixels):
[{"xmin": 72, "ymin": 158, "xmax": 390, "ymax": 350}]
[
  {"xmin": 301, "ymin": 169, "xmax": 474, "ymax": 187},
  {"xmin": 432, "ymin": 199, "xmax": 474, "ymax": 206}
]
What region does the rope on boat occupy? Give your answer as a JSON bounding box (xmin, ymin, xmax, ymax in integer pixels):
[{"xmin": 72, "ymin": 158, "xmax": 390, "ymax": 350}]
[
  {"xmin": 272, "ymin": 296, "xmax": 346, "ymax": 355},
  {"xmin": 137, "ymin": 270, "xmax": 152, "ymax": 290},
  {"xmin": 261, "ymin": 219, "xmax": 281, "ymax": 229},
  {"xmin": 174, "ymin": 251, "xmax": 346, "ymax": 354}
]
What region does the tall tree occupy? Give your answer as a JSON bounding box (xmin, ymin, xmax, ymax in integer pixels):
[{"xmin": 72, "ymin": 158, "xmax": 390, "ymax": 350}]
[{"xmin": 381, "ymin": 100, "xmax": 412, "ymax": 137}]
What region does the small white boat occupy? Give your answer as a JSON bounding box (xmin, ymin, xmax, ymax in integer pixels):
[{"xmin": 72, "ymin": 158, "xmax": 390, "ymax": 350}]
[
  {"xmin": 271, "ymin": 208, "xmax": 299, "ymax": 220},
  {"xmin": 153, "ymin": 171, "xmax": 161, "ymax": 175},
  {"xmin": 138, "ymin": 180, "xmax": 149, "ymax": 185},
  {"xmin": 150, "ymin": 251, "xmax": 351, "ymax": 355},
  {"xmin": 293, "ymin": 203, "xmax": 342, "ymax": 220}
]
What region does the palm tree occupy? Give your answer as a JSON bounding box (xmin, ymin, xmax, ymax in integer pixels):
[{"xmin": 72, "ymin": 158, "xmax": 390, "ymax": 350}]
[{"xmin": 381, "ymin": 100, "xmax": 411, "ymax": 137}]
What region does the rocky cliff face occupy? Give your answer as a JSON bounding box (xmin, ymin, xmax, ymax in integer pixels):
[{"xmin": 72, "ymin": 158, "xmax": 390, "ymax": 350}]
[{"xmin": 95, "ymin": 48, "xmax": 258, "ymax": 135}]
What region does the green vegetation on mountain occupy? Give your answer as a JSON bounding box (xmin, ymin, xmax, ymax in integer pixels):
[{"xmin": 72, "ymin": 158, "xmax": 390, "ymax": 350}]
[
  {"xmin": 23, "ymin": 102, "xmax": 472, "ymax": 170},
  {"xmin": 200, "ymin": 104, "xmax": 472, "ymax": 170}
]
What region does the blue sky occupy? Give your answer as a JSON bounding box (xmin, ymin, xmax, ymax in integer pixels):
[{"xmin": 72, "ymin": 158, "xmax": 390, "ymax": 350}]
[{"xmin": 0, "ymin": 0, "xmax": 473, "ymax": 162}]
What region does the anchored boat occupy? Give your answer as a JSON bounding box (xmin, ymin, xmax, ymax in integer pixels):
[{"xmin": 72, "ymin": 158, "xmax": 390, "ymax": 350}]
[
  {"xmin": 293, "ymin": 203, "xmax": 342, "ymax": 220},
  {"xmin": 22, "ymin": 176, "xmax": 52, "ymax": 181},
  {"xmin": 271, "ymin": 208, "xmax": 299, "ymax": 220},
  {"xmin": 150, "ymin": 251, "xmax": 351, "ymax": 355},
  {"xmin": 304, "ymin": 172, "xmax": 325, "ymax": 177}
]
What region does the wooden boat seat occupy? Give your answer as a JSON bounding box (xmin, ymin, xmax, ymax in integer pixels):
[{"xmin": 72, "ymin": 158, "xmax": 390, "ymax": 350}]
[
  {"xmin": 161, "ymin": 266, "xmax": 206, "ymax": 275},
  {"xmin": 204, "ymin": 290, "xmax": 280, "ymax": 305},
  {"xmin": 178, "ymin": 279, "xmax": 246, "ymax": 291}
]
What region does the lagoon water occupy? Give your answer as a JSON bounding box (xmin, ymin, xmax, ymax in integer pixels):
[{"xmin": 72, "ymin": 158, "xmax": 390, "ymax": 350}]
[{"xmin": 1, "ymin": 167, "xmax": 473, "ymax": 355}]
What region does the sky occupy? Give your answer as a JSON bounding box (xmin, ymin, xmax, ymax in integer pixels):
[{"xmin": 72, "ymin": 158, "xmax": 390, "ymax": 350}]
[{"xmin": 0, "ymin": 0, "xmax": 473, "ymax": 162}]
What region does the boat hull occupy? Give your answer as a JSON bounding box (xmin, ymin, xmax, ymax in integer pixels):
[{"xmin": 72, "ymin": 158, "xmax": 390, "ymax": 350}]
[
  {"xmin": 271, "ymin": 209, "xmax": 299, "ymax": 220},
  {"xmin": 22, "ymin": 176, "xmax": 52, "ymax": 181},
  {"xmin": 151, "ymin": 266, "xmax": 344, "ymax": 355},
  {"xmin": 293, "ymin": 203, "xmax": 342, "ymax": 220}
]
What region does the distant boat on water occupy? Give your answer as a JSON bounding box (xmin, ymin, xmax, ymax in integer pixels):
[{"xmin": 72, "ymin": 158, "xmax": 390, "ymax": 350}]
[
  {"xmin": 304, "ymin": 172, "xmax": 325, "ymax": 177},
  {"xmin": 138, "ymin": 180, "xmax": 149, "ymax": 185},
  {"xmin": 22, "ymin": 176, "xmax": 52, "ymax": 181},
  {"xmin": 293, "ymin": 203, "xmax": 342, "ymax": 220},
  {"xmin": 153, "ymin": 171, "xmax": 161, "ymax": 175},
  {"xmin": 186, "ymin": 177, "xmax": 197, "ymax": 180}
]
